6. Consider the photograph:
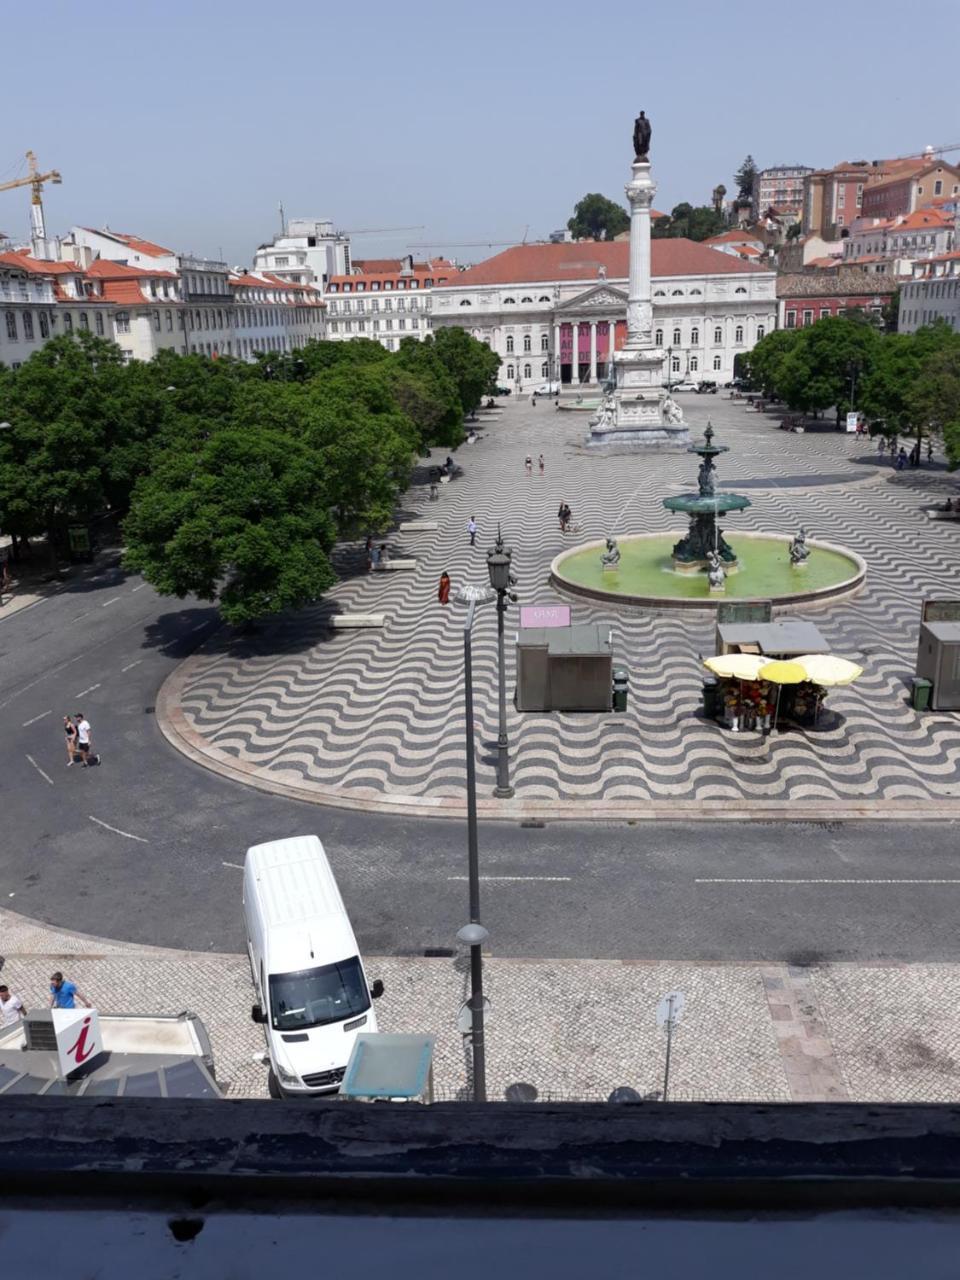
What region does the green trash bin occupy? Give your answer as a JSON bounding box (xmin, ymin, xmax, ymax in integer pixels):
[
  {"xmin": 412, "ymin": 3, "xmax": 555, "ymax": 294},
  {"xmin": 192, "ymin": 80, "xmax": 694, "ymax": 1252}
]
[
  {"xmin": 911, "ymin": 676, "xmax": 932, "ymax": 712},
  {"xmin": 612, "ymin": 668, "xmax": 629, "ymax": 712},
  {"xmin": 702, "ymin": 675, "xmax": 720, "ymax": 720}
]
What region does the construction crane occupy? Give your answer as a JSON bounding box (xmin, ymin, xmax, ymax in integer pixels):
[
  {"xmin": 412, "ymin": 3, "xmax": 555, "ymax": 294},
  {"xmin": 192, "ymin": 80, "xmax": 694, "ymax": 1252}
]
[
  {"xmin": 889, "ymin": 141, "xmax": 960, "ymax": 162},
  {"xmin": 338, "ymin": 224, "xmax": 425, "ymax": 237},
  {"xmin": 0, "ymin": 151, "xmax": 62, "ymax": 246},
  {"xmin": 408, "ymin": 228, "xmax": 533, "ymax": 251}
]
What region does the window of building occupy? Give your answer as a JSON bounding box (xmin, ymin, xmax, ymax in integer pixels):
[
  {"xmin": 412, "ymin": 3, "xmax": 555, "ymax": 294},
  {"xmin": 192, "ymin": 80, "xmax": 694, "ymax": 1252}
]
[
  {"xmin": 672, "ymin": 327, "xmax": 681, "ymax": 345},
  {"xmin": 756, "ymin": 324, "xmax": 764, "ymax": 340},
  {"xmin": 934, "ymin": 179, "xmax": 943, "ymax": 196},
  {"xmin": 654, "ymin": 289, "xmax": 666, "ymax": 297},
  {"xmin": 410, "ymin": 297, "xmax": 418, "ymax": 310},
  {"xmin": 459, "ymin": 299, "xmax": 471, "ymax": 307},
  {"xmin": 330, "ymin": 321, "xmax": 338, "ymax": 334},
  {"xmin": 5, "ymin": 310, "xmax": 16, "ymax": 340},
  {"xmin": 358, "ymin": 320, "xmax": 366, "ymax": 332},
  {"xmin": 274, "ymin": 256, "xmax": 289, "ymax": 267},
  {"xmin": 690, "ymin": 288, "xmax": 702, "ymax": 296},
  {"xmin": 735, "ymin": 324, "xmax": 744, "ymax": 342},
  {"xmin": 384, "ymin": 281, "xmax": 393, "ymax": 290},
  {"xmin": 801, "ymin": 310, "xmax": 813, "ymax": 327},
  {"xmin": 819, "ymin": 308, "xmax": 830, "ymax": 319},
  {"xmin": 165, "ymin": 310, "xmax": 173, "ymax": 331},
  {"xmin": 523, "ymin": 363, "xmax": 532, "ymax": 378},
  {"xmin": 713, "ymin": 355, "xmax": 722, "ymax": 371},
  {"xmin": 714, "ymin": 325, "xmax": 722, "ymax": 343},
  {"xmin": 735, "ymin": 287, "xmax": 747, "ymax": 295},
  {"xmin": 343, "ymin": 283, "xmax": 352, "ymax": 292},
  {"xmin": 690, "ymin": 356, "xmax": 698, "ymax": 372},
  {"xmin": 63, "ymin": 312, "xmax": 73, "ymax": 332},
  {"xmin": 671, "ymin": 356, "xmax": 680, "ymax": 373},
  {"xmin": 690, "ymin": 327, "xmax": 699, "ymax": 345},
  {"xmin": 411, "ymin": 316, "xmax": 420, "ymax": 329},
  {"xmin": 398, "ymin": 318, "xmax": 405, "ymax": 330},
  {"xmin": 539, "ymin": 295, "xmax": 550, "ymax": 302},
  {"xmin": 541, "ymin": 361, "xmax": 549, "ymax": 376},
  {"xmin": 22, "ymin": 311, "xmax": 34, "ymax": 340},
  {"xmin": 38, "ymin": 311, "xmax": 49, "ymax": 338},
  {"xmin": 503, "ymin": 297, "xmax": 516, "ymax": 305},
  {"xmin": 523, "ymin": 334, "xmax": 531, "ymax": 352},
  {"xmin": 672, "ymin": 289, "xmax": 683, "ymax": 296},
  {"xmin": 655, "ymin": 328, "xmax": 663, "ymax": 346},
  {"xmin": 506, "ymin": 364, "xmax": 514, "ymax": 379},
  {"xmin": 540, "ymin": 333, "xmax": 549, "ymax": 351},
  {"xmin": 356, "ymin": 282, "xmax": 365, "ymax": 292},
  {"xmin": 217, "ymin": 310, "xmax": 223, "ymax": 328},
  {"xmin": 79, "ymin": 311, "xmax": 89, "ymax": 330}
]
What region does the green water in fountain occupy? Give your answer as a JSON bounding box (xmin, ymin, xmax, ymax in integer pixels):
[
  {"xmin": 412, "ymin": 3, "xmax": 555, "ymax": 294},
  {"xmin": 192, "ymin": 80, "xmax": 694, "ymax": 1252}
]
[{"xmin": 558, "ymin": 534, "xmax": 858, "ymax": 600}]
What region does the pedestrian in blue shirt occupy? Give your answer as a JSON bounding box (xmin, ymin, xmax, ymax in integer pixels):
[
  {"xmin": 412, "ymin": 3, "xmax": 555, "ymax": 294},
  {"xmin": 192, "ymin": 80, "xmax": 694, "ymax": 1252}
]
[{"xmin": 49, "ymin": 971, "xmax": 91, "ymax": 1010}]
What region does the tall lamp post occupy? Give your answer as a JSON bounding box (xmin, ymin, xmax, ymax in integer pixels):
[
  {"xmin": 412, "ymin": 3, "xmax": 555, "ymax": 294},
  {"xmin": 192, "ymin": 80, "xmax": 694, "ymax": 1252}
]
[
  {"xmin": 486, "ymin": 526, "xmax": 517, "ymax": 799},
  {"xmin": 455, "ymin": 584, "xmax": 496, "ymax": 1102}
]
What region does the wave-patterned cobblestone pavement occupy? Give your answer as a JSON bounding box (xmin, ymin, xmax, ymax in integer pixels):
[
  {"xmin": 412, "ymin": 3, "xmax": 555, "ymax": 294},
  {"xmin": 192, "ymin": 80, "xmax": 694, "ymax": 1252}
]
[{"xmin": 166, "ymin": 398, "xmax": 960, "ymax": 815}]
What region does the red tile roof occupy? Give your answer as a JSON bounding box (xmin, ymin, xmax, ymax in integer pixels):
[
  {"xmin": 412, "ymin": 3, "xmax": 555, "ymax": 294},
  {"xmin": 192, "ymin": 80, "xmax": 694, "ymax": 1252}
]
[
  {"xmin": 894, "ymin": 207, "xmax": 953, "ymax": 230},
  {"xmin": 100, "ymin": 280, "xmax": 151, "ymax": 304},
  {"xmin": 704, "ymin": 230, "xmax": 765, "ymax": 245},
  {"xmin": 0, "ymin": 250, "xmax": 84, "ymax": 275},
  {"xmin": 439, "ymin": 239, "xmax": 766, "ymax": 287},
  {"xmin": 84, "ymin": 258, "xmax": 178, "ymax": 280},
  {"xmin": 82, "ymin": 229, "xmax": 173, "ymax": 258}
]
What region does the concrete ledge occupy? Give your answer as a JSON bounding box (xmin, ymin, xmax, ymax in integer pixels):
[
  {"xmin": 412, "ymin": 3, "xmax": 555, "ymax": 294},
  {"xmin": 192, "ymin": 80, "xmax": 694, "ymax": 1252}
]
[
  {"xmin": 925, "ymin": 510, "xmax": 960, "ymax": 522},
  {"xmin": 382, "ymin": 559, "xmax": 416, "ymax": 571},
  {"xmin": 330, "ymin": 614, "xmax": 385, "ymax": 629},
  {"xmin": 399, "ymin": 520, "xmax": 438, "ymax": 532}
]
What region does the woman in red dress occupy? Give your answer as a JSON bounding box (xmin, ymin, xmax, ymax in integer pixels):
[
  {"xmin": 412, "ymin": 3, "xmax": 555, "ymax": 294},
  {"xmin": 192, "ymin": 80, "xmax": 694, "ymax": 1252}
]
[{"xmin": 438, "ymin": 571, "xmax": 451, "ymax": 606}]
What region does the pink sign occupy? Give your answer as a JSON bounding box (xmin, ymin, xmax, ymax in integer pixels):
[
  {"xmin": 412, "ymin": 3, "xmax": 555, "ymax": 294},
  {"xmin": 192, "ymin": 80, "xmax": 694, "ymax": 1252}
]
[{"xmin": 520, "ymin": 604, "xmax": 571, "ymax": 629}]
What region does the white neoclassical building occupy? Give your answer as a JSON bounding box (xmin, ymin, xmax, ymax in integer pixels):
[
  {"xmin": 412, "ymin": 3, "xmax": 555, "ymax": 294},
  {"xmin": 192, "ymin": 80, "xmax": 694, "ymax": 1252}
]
[{"xmin": 430, "ymin": 239, "xmax": 777, "ymax": 390}]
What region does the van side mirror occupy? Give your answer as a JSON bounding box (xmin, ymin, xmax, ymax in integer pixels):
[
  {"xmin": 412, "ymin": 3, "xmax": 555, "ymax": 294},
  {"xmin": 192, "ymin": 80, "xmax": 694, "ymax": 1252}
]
[
  {"xmin": 370, "ymin": 979, "xmax": 385, "ymax": 1000},
  {"xmin": 251, "ymin": 1003, "xmax": 267, "ymax": 1024}
]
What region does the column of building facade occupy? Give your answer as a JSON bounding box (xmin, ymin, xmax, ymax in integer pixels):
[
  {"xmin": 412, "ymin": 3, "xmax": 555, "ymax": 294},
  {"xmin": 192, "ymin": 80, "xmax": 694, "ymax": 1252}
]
[
  {"xmin": 553, "ymin": 320, "xmax": 561, "ymax": 383},
  {"xmin": 571, "ymin": 321, "xmax": 580, "ymax": 383},
  {"xmin": 589, "ymin": 321, "xmax": 597, "ymax": 383}
]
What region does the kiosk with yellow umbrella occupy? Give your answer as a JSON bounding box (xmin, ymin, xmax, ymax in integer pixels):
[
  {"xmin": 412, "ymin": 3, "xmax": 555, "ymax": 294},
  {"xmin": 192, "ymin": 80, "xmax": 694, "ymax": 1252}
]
[{"xmin": 703, "ymin": 653, "xmax": 863, "ymax": 733}]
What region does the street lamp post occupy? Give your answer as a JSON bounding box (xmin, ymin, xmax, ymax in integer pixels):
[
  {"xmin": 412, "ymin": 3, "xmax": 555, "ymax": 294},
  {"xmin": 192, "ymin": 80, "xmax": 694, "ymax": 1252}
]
[{"xmin": 486, "ymin": 527, "xmax": 516, "ymax": 800}]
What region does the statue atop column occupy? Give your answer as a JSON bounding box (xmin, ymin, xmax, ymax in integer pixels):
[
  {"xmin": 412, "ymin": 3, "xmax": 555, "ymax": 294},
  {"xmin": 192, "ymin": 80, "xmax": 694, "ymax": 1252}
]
[{"xmin": 633, "ymin": 111, "xmax": 651, "ymax": 161}]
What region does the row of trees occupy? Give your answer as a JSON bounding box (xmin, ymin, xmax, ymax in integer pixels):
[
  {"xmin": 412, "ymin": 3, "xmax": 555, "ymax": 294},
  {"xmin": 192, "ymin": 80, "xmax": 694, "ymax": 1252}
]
[
  {"xmin": 742, "ymin": 314, "xmax": 960, "ymax": 465},
  {"xmin": 0, "ymin": 328, "xmax": 500, "ymax": 623}
]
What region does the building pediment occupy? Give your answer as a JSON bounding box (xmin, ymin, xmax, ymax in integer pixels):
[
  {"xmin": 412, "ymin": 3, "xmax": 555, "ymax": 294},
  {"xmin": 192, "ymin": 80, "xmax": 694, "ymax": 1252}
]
[{"xmin": 563, "ymin": 284, "xmax": 628, "ymax": 311}]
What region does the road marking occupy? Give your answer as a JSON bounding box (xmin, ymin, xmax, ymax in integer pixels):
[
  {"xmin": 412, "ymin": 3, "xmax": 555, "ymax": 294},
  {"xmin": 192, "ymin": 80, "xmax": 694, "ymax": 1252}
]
[
  {"xmin": 121, "ymin": 660, "xmax": 142, "ymax": 673},
  {"xmin": 72, "ymin": 611, "xmax": 91, "ymax": 622},
  {"xmin": 74, "ymin": 683, "xmax": 101, "ymax": 698},
  {"xmin": 101, "ymin": 597, "xmax": 121, "ymax": 608},
  {"xmin": 25, "ymin": 754, "xmax": 54, "ymax": 786},
  {"xmin": 190, "ymin": 621, "xmax": 209, "ymax": 633},
  {"xmin": 222, "ymin": 860, "xmax": 244, "ymax": 871},
  {"xmin": 22, "ymin": 709, "xmax": 51, "ymax": 727},
  {"xmin": 131, "ymin": 583, "xmax": 147, "ymax": 593},
  {"xmin": 446, "ymin": 875, "xmax": 572, "ymax": 883},
  {"xmin": 89, "ymin": 815, "xmax": 148, "ymax": 843},
  {"xmin": 695, "ymin": 877, "xmax": 960, "ymax": 885}
]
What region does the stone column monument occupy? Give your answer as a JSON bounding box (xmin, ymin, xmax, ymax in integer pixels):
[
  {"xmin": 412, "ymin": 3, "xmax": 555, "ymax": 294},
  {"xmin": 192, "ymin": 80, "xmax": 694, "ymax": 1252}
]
[{"xmin": 585, "ymin": 111, "xmax": 692, "ymax": 453}]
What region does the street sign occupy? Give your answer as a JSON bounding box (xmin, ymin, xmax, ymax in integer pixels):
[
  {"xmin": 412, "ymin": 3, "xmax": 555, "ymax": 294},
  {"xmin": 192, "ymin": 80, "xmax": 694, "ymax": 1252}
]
[
  {"xmin": 656, "ymin": 991, "xmax": 685, "ymax": 1029},
  {"xmin": 846, "ymin": 412, "xmax": 859, "ymax": 433},
  {"xmin": 458, "ymin": 997, "xmax": 492, "ymax": 1034},
  {"xmin": 520, "ymin": 604, "xmax": 571, "ymax": 629}
]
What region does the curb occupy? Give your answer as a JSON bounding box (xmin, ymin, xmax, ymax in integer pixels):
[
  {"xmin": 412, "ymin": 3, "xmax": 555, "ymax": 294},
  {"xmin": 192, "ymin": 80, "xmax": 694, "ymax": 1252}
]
[{"xmin": 156, "ymin": 652, "xmax": 960, "ymax": 825}]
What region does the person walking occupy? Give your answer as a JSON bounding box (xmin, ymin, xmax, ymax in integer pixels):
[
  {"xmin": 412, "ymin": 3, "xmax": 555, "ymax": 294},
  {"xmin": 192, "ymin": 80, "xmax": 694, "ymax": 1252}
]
[
  {"xmin": 558, "ymin": 501, "xmax": 571, "ymax": 533},
  {"xmin": 49, "ymin": 971, "xmax": 91, "ymax": 1010},
  {"xmin": 896, "ymin": 447, "xmax": 908, "ymax": 471},
  {"xmin": 438, "ymin": 571, "xmax": 451, "ymax": 606},
  {"xmin": 538, "ymin": 454, "xmax": 545, "ymax": 475},
  {"xmin": 0, "ymin": 984, "xmax": 26, "ymax": 1027},
  {"xmin": 64, "ymin": 715, "xmax": 79, "ymax": 766},
  {"xmin": 927, "ymin": 437, "xmax": 934, "ymax": 463},
  {"xmin": 877, "ymin": 436, "xmax": 886, "ymax": 458},
  {"xmin": 467, "ymin": 516, "xmax": 478, "ymax": 546},
  {"xmin": 364, "ymin": 534, "xmax": 374, "ymax": 573},
  {"xmin": 370, "ymin": 543, "xmax": 381, "ymax": 571},
  {"xmin": 75, "ymin": 712, "xmax": 97, "ymax": 767},
  {"xmin": 524, "ymin": 455, "xmax": 533, "ymax": 475},
  {"xmin": 379, "ymin": 543, "xmax": 389, "ymax": 569}
]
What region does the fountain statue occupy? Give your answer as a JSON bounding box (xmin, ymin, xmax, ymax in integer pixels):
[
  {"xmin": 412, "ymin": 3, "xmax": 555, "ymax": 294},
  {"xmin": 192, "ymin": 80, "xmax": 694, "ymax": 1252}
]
[
  {"xmin": 662, "ymin": 395, "xmax": 684, "ymax": 425},
  {"xmin": 707, "ymin": 550, "xmax": 726, "ymax": 592},
  {"xmin": 662, "ymin": 423, "xmax": 752, "ymax": 572},
  {"xmin": 789, "ymin": 527, "xmax": 810, "ymax": 566},
  {"xmin": 600, "ymin": 537, "xmax": 621, "ymax": 570}
]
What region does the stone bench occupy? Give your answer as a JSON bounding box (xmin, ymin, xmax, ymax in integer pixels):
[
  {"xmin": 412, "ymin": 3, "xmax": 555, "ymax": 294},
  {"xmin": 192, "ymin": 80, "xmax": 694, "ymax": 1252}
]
[
  {"xmin": 399, "ymin": 520, "xmax": 438, "ymax": 532},
  {"xmin": 925, "ymin": 510, "xmax": 960, "ymax": 522},
  {"xmin": 331, "ymin": 614, "xmax": 385, "ymax": 630},
  {"xmin": 381, "ymin": 559, "xmax": 417, "ymax": 571}
]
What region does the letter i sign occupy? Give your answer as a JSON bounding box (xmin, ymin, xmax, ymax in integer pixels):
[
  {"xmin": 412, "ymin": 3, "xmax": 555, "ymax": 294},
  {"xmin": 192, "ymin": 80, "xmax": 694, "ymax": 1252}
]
[{"xmin": 52, "ymin": 1007, "xmax": 103, "ymax": 1077}]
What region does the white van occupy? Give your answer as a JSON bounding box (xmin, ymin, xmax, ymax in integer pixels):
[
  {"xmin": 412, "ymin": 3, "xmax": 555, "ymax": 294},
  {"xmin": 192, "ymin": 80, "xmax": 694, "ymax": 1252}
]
[{"xmin": 243, "ymin": 835, "xmax": 384, "ymax": 1097}]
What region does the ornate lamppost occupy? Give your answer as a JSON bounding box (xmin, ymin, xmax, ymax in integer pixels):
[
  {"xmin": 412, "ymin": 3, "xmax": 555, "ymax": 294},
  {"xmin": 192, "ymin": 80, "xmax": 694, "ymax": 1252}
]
[{"xmin": 486, "ymin": 526, "xmax": 517, "ymax": 799}]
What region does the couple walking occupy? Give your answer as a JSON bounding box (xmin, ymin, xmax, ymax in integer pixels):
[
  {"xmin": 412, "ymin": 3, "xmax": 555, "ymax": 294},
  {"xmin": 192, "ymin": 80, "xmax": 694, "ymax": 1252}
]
[{"xmin": 64, "ymin": 713, "xmax": 98, "ymax": 767}]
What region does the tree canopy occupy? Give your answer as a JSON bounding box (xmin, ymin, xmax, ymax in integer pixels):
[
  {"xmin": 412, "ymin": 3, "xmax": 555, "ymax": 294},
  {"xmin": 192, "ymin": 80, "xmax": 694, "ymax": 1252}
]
[
  {"xmin": 651, "ymin": 202, "xmax": 726, "ymax": 242},
  {"xmin": 0, "ymin": 327, "xmax": 499, "ymax": 620},
  {"xmin": 735, "ymin": 155, "xmax": 758, "ymax": 201},
  {"xmin": 567, "ymin": 193, "xmax": 630, "ymax": 242}
]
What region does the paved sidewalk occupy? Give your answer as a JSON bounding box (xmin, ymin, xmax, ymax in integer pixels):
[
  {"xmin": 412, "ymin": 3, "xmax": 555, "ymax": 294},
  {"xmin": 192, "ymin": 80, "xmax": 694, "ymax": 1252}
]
[
  {"xmin": 6, "ymin": 908, "xmax": 960, "ymax": 1103},
  {"xmin": 158, "ymin": 397, "xmax": 960, "ymax": 822}
]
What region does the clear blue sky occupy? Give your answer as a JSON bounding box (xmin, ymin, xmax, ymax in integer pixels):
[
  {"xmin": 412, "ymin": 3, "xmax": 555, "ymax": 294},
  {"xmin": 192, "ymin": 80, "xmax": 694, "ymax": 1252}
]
[{"xmin": 2, "ymin": 0, "xmax": 957, "ymax": 266}]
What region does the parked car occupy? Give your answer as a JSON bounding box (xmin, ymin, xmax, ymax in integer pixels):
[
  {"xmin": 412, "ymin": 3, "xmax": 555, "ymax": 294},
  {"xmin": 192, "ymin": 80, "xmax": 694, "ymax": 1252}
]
[
  {"xmin": 494, "ymin": 385, "xmax": 512, "ymax": 396},
  {"xmin": 669, "ymin": 379, "xmax": 699, "ymax": 393},
  {"xmin": 696, "ymin": 381, "xmax": 718, "ymax": 394},
  {"xmin": 534, "ymin": 381, "xmax": 560, "ymax": 396}
]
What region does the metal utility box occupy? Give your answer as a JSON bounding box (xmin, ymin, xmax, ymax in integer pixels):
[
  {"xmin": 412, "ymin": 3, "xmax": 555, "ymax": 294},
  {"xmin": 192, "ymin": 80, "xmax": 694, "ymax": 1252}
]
[
  {"xmin": 516, "ymin": 624, "xmax": 613, "ymax": 712},
  {"xmin": 916, "ymin": 622, "xmax": 960, "ymax": 710}
]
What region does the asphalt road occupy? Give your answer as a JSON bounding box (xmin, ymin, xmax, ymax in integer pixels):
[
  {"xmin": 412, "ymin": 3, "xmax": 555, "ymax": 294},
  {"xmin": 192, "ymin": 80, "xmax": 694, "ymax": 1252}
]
[{"xmin": 2, "ymin": 554, "xmax": 960, "ymax": 962}]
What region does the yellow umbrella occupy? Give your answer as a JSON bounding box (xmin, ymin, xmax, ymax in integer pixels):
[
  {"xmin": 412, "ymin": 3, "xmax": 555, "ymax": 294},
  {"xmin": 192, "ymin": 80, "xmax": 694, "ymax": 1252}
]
[
  {"xmin": 793, "ymin": 654, "xmax": 863, "ymax": 686},
  {"xmin": 704, "ymin": 654, "xmax": 765, "ymax": 681},
  {"xmin": 758, "ymin": 660, "xmax": 807, "ymax": 684}
]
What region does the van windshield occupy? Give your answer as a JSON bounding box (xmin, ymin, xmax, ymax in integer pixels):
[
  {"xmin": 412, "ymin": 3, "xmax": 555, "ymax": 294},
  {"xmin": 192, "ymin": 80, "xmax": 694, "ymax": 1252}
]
[{"xmin": 268, "ymin": 958, "xmax": 370, "ymax": 1031}]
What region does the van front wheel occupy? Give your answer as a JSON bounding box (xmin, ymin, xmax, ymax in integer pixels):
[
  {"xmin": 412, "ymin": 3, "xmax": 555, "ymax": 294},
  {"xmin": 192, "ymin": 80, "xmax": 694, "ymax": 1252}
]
[{"xmin": 267, "ymin": 1069, "xmax": 282, "ymax": 1100}]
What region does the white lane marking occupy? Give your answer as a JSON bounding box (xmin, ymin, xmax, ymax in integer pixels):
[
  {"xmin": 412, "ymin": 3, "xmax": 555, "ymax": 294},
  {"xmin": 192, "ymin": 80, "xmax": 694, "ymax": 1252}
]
[
  {"xmin": 696, "ymin": 878, "xmax": 960, "ymax": 885},
  {"xmin": 74, "ymin": 683, "xmax": 101, "ymax": 698},
  {"xmin": 121, "ymin": 660, "xmax": 142, "ymax": 673},
  {"xmin": 89, "ymin": 815, "xmax": 148, "ymax": 844},
  {"xmin": 222, "ymin": 860, "xmax": 244, "ymax": 871},
  {"xmin": 25, "ymin": 754, "xmax": 54, "ymax": 786},
  {"xmin": 72, "ymin": 611, "xmax": 91, "ymax": 622},
  {"xmin": 22, "ymin": 709, "xmax": 51, "ymax": 727},
  {"xmin": 101, "ymin": 597, "xmax": 121, "ymax": 608},
  {"xmin": 131, "ymin": 583, "xmax": 147, "ymax": 593},
  {"xmin": 446, "ymin": 875, "xmax": 572, "ymax": 883},
  {"xmin": 190, "ymin": 621, "xmax": 209, "ymax": 633}
]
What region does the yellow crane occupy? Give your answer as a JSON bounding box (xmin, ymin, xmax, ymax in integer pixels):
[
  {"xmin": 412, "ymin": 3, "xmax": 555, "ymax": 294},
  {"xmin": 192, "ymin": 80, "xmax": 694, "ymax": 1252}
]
[{"xmin": 0, "ymin": 151, "xmax": 62, "ymax": 247}]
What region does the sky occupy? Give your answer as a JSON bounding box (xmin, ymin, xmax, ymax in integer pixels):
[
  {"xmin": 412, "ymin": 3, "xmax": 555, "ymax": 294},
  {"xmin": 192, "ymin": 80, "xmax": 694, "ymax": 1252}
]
[{"xmin": 2, "ymin": 0, "xmax": 958, "ymax": 267}]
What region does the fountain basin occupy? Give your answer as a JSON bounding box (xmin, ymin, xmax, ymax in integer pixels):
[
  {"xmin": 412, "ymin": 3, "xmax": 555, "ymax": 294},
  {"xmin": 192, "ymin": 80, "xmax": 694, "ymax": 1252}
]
[{"xmin": 550, "ymin": 531, "xmax": 866, "ymax": 611}]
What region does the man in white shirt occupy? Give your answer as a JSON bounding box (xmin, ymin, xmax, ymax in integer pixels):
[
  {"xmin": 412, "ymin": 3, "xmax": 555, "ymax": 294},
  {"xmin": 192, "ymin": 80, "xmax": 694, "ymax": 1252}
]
[
  {"xmin": 75, "ymin": 712, "xmax": 96, "ymax": 767},
  {"xmin": 0, "ymin": 984, "xmax": 26, "ymax": 1027}
]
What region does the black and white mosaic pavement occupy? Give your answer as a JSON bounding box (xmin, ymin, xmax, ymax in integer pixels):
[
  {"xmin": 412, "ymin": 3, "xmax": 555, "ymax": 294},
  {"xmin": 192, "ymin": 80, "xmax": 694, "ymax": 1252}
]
[{"xmin": 172, "ymin": 398, "xmax": 960, "ymax": 810}]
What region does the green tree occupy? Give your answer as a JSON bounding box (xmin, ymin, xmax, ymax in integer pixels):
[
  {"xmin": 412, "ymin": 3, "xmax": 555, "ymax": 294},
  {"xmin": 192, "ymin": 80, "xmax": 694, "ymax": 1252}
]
[
  {"xmin": 567, "ymin": 192, "xmax": 630, "ymax": 241},
  {"xmin": 123, "ymin": 426, "xmax": 337, "ymax": 626},
  {"xmin": 741, "ymin": 329, "xmax": 800, "ymax": 395},
  {"xmin": 735, "ymin": 155, "xmax": 758, "ymax": 201},
  {"xmin": 777, "ymin": 315, "xmax": 880, "ymax": 418},
  {"xmin": 393, "ymin": 337, "xmax": 463, "ymax": 447},
  {"xmin": 650, "ymin": 202, "xmax": 726, "ymax": 241},
  {"xmin": 914, "ymin": 342, "xmax": 960, "ymax": 467},
  {"xmin": 429, "ymin": 328, "xmax": 500, "ymax": 415}
]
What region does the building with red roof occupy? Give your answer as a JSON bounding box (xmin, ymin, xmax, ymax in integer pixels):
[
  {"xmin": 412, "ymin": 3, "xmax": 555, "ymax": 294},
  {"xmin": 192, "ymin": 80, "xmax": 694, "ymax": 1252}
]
[
  {"xmin": 428, "ymin": 239, "xmax": 776, "ymax": 390},
  {"xmin": 325, "ymin": 255, "xmax": 454, "ymax": 350},
  {"xmin": 900, "ymin": 249, "xmax": 960, "ymax": 335},
  {"xmin": 841, "ymin": 206, "xmax": 956, "ymax": 278}
]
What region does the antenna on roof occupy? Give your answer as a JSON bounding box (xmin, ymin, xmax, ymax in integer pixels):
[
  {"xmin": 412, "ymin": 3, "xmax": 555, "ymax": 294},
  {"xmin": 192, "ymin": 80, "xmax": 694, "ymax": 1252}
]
[{"xmin": 278, "ymin": 200, "xmax": 286, "ymax": 237}]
